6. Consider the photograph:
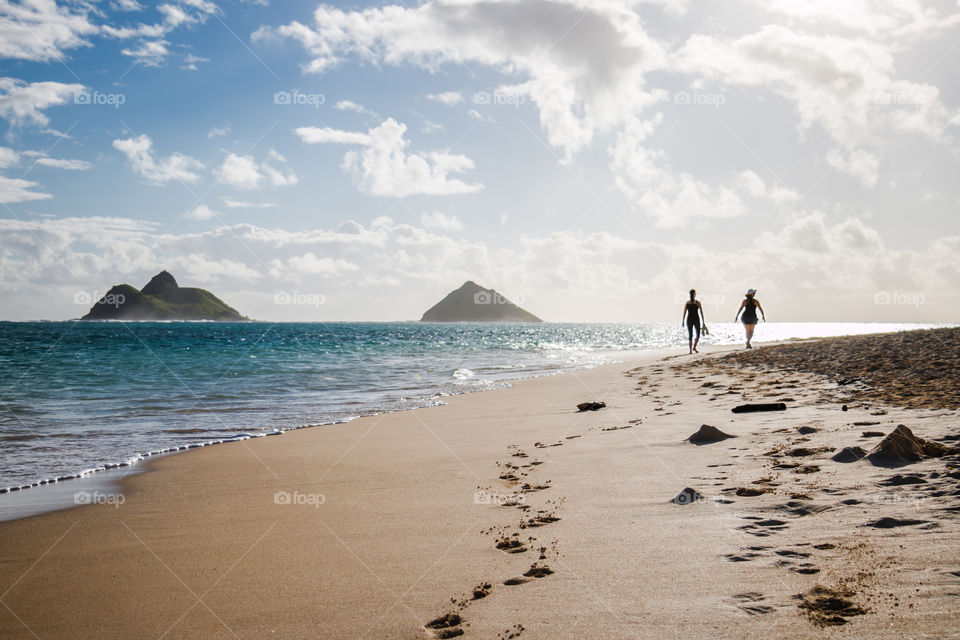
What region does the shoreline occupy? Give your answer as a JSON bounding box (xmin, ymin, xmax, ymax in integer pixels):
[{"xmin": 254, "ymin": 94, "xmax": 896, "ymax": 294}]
[
  {"xmin": 4, "ymin": 321, "xmax": 952, "ymax": 512},
  {"xmin": 0, "ymin": 347, "xmax": 660, "ymax": 523},
  {"xmin": 2, "ymin": 330, "xmax": 958, "ymax": 639}
]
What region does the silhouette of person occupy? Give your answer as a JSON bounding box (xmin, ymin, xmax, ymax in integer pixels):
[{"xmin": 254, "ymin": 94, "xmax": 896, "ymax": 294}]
[
  {"xmin": 681, "ymin": 289, "xmax": 706, "ymax": 354},
  {"xmin": 735, "ymin": 289, "xmax": 765, "ymax": 349}
]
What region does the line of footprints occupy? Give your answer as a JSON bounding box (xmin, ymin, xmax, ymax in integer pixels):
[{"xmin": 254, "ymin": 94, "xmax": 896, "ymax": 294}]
[{"xmin": 424, "ymin": 439, "xmax": 574, "ymax": 639}]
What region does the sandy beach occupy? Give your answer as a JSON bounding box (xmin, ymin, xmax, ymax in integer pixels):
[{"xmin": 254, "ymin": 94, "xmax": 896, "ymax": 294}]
[{"xmin": 2, "ymin": 329, "xmax": 959, "ymax": 639}]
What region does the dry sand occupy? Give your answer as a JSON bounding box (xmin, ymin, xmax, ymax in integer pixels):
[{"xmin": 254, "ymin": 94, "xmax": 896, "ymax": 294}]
[{"xmin": 1, "ymin": 331, "xmax": 959, "ymax": 639}]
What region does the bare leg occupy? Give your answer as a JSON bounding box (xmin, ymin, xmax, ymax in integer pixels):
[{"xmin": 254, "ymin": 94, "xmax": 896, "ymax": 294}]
[
  {"xmin": 693, "ymin": 326, "xmax": 700, "ymax": 353},
  {"xmin": 745, "ymin": 323, "xmax": 755, "ymax": 348}
]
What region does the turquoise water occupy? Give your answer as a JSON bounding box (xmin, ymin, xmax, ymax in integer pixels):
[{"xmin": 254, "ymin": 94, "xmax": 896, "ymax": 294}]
[{"xmin": 0, "ymin": 320, "xmax": 947, "ymax": 494}]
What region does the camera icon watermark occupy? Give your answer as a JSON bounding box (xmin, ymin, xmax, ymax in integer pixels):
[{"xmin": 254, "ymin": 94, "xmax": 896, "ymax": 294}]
[
  {"xmin": 873, "ymin": 92, "xmax": 925, "ymax": 106},
  {"xmin": 472, "ymin": 90, "xmax": 525, "ymax": 107},
  {"xmin": 673, "ymin": 90, "xmax": 725, "ymax": 108},
  {"xmin": 74, "ymin": 90, "xmax": 126, "ymax": 108},
  {"xmin": 873, "ymin": 290, "xmax": 925, "ymax": 308},
  {"xmin": 273, "ymin": 90, "xmax": 325, "ymax": 108},
  {"xmin": 74, "ymin": 290, "xmax": 125, "ymax": 308},
  {"xmin": 274, "ymin": 490, "xmax": 325, "ymax": 507},
  {"xmin": 74, "ymin": 491, "xmax": 125, "ymax": 507},
  {"xmin": 473, "ymin": 291, "xmax": 519, "ymax": 305},
  {"xmin": 273, "ymin": 291, "xmax": 325, "ymax": 308}
]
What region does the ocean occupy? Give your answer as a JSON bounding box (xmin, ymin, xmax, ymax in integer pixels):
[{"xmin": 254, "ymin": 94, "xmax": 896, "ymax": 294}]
[{"xmin": 0, "ymin": 321, "xmax": 947, "ymax": 514}]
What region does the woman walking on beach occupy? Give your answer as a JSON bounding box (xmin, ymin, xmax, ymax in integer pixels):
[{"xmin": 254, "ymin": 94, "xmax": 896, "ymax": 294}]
[
  {"xmin": 735, "ymin": 289, "xmax": 765, "ymax": 349},
  {"xmin": 682, "ymin": 289, "xmax": 706, "ymax": 354}
]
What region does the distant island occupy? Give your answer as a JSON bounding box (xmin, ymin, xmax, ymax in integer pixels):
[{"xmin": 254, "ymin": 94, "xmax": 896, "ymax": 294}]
[
  {"xmin": 421, "ymin": 281, "xmax": 542, "ymax": 322},
  {"xmin": 80, "ymin": 271, "xmax": 248, "ymax": 321}
]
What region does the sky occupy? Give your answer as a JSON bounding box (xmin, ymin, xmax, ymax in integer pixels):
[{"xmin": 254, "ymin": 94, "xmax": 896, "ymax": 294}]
[{"xmin": 0, "ymin": 0, "xmax": 959, "ymax": 322}]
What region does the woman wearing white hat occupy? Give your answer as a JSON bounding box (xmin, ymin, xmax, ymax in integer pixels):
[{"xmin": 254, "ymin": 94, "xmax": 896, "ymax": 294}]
[{"xmin": 735, "ymin": 289, "xmax": 765, "ymax": 349}]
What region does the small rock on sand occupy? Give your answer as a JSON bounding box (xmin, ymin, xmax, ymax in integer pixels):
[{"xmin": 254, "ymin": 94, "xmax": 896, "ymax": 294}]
[
  {"xmin": 832, "ymin": 446, "xmax": 867, "ymax": 463},
  {"xmin": 577, "ymin": 401, "xmax": 606, "ymax": 412},
  {"xmin": 687, "ymin": 424, "xmax": 735, "ymax": 444}
]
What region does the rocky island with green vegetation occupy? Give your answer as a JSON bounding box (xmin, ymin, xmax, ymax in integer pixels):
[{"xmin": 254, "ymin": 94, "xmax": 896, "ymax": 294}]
[{"xmin": 80, "ymin": 271, "xmax": 248, "ymax": 321}]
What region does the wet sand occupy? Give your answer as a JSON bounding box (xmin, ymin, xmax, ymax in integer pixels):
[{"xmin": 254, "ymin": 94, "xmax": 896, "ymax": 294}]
[{"xmin": 1, "ymin": 331, "xmax": 958, "ymax": 639}]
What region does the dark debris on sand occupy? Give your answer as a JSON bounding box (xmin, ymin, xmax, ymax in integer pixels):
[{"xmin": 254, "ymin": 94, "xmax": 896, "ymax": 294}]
[{"xmin": 687, "ymin": 424, "xmax": 735, "ymax": 445}]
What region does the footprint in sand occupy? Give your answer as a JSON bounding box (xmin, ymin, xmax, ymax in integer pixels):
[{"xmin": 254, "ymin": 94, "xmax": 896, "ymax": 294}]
[
  {"xmin": 496, "ymin": 536, "xmax": 528, "ymax": 554},
  {"xmin": 790, "ymin": 564, "xmax": 820, "ymax": 575},
  {"xmin": 734, "ymin": 487, "xmax": 770, "ymax": 497},
  {"xmin": 504, "ymin": 564, "xmax": 554, "ymax": 586},
  {"xmin": 425, "ymin": 613, "xmax": 465, "ymax": 638},
  {"xmin": 522, "ymin": 514, "xmax": 561, "ymax": 528},
  {"xmin": 497, "ymin": 624, "xmax": 525, "ymax": 639},
  {"xmin": 739, "ymin": 518, "xmax": 789, "ymax": 537},
  {"xmin": 520, "ymin": 482, "xmax": 551, "ymax": 493},
  {"xmin": 472, "ymin": 582, "xmax": 492, "ymax": 600},
  {"xmin": 798, "ymin": 585, "xmax": 866, "ymax": 626},
  {"xmin": 728, "ymin": 592, "xmax": 776, "ymax": 616}
]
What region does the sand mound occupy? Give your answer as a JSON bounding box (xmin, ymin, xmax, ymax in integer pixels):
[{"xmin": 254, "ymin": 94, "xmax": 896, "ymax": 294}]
[
  {"xmin": 687, "ymin": 424, "xmax": 735, "ymax": 444},
  {"xmin": 832, "ymin": 446, "xmax": 867, "ymax": 463},
  {"xmin": 867, "ymin": 425, "xmax": 953, "ymax": 467}
]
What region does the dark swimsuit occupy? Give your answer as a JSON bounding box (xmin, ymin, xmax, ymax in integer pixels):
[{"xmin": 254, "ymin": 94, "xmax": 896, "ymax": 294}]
[
  {"xmin": 685, "ymin": 301, "xmax": 701, "ymax": 340},
  {"xmin": 741, "ymin": 299, "xmax": 758, "ymax": 325}
]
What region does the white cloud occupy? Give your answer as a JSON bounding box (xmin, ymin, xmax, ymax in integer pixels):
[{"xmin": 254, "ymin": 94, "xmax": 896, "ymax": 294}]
[
  {"xmin": 736, "ymin": 170, "xmax": 800, "ymax": 204},
  {"xmin": 102, "ymin": 0, "xmax": 218, "ymax": 40},
  {"xmin": 334, "ymin": 100, "xmax": 378, "ymax": 117},
  {"xmin": 121, "ymin": 40, "xmax": 171, "ymax": 66},
  {"xmin": 182, "ymin": 52, "xmax": 209, "ymax": 70},
  {"xmin": 222, "ymin": 196, "xmax": 277, "ymax": 208},
  {"xmin": 758, "ymin": 0, "xmax": 960, "ymax": 41},
  {"xmin": 0, "ymin": 214, "xmax": 957, "ymax": 322},
  {"xmin": 296, "ymin": 118, "xmax": 482, "ymax": 197},
  {"xmin": 674, "ymin": 23, "xmax": 953, "ymax": 187},
  {"xmin": 207, "ymin": 124, "xmax": 230, "ymax": 138},
  {"xmin": 254, "ymin": 0, "xmax": 665, "ymax": 160},
  {"xmin": 467, "ymin": 109, "xmax": 494, "ymax": 123},
  {"xmin": 427, "ymin": 91, "xmax": 463, "ymax": 106},
  {"xmin": 420, "ymin": 211, "xmax": 463, "ymax": 231},
  {"xmin": 611, "ymin": 116, "xmax": 746, "ymax": 228},
  {"xmin": 187, "ymin": 203, "xmax": 217, "ymax": 220},
  {"xmin": 0, "ymin": 0, "xmax": 98, "ymax": 61},
  {"xmin": 35, "ymin": 157, "xmax": 92, "ymax": 170},
  {"xmin": 0, "ymin": 146, "xmax": 18, "ymax": 168},
  {"xmin": 295, "ymin": 127, "xmax": 371, "ymax": 145},
  {"xmin": 0, "ymin": 78, "xmax": 85, "ymax": 126},
  {"xmin": 113, "ymin": 0, "xmax": 145, "ymax": 11},
  {"xmin": 276, "ymin": 252, "xmax": 361, "ymax": 277},
  {"xmin": 826, "ymin": 147, "xmax": 880, "ymax": 187},
  {"xmin": 216, "ymin": 151, "xmax": 297, "ymax": 190},
  {"xmin": 113, "ymin": 134, "xmax": 204, "ymax": 184},
  {"xmin": 0, "ymin": 175, "xmax": 51, "ymax": 203}
]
